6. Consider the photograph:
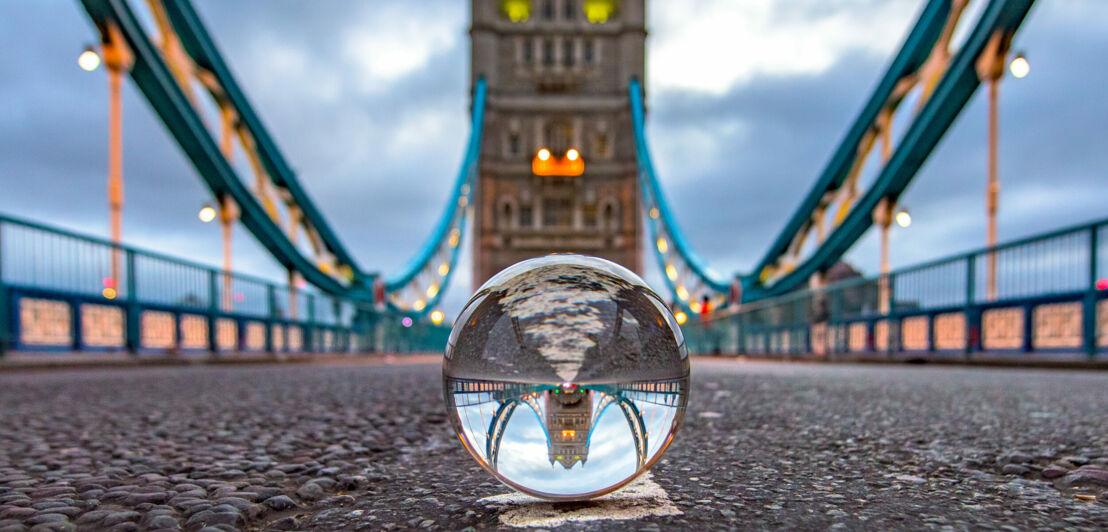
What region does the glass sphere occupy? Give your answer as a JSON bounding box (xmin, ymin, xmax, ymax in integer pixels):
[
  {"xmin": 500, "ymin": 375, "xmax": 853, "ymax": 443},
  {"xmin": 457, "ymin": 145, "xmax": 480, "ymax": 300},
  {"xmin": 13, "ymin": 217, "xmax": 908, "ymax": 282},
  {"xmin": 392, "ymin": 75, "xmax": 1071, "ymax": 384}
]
[{"xmin": 443, "ymin": 255, "xmax": 689, "ymax": 500}]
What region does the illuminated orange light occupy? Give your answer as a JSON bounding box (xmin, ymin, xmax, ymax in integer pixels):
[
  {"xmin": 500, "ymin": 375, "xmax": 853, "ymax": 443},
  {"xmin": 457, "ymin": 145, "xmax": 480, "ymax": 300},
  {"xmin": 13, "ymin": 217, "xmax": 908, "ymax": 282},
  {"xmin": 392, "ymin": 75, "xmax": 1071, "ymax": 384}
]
[
  {"xmin": 102, "ymin": 287, "xmax": 117, "ymax": 300},
  {"xmin": 561, "ymin": 430, "xmax": 576, "ymax": 439},
  {"xmin": 533, "ymin": 149, "xmax": 584, "ymax": 177}
]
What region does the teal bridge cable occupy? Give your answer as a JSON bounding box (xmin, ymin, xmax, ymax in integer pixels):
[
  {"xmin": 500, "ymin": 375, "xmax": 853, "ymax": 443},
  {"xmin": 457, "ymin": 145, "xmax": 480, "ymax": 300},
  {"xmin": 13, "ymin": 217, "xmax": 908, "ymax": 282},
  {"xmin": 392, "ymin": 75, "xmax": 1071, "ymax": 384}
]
[
  {"xmin": 745, "ymin": 0, "xmax": 1037, "ymax": 301},
  {"xmin": 383, "ymin": 78, "xmax": 487, "ymax": 313},
  {"xmin": 629, "ymin": 78, "xmax": 730, "ymax": 298}
]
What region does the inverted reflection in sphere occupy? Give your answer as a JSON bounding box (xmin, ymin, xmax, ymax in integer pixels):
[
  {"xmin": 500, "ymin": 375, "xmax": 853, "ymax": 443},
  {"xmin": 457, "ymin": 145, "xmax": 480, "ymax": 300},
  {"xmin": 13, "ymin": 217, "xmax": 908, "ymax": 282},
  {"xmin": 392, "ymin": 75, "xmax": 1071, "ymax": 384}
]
[{"xmin": 443, "ymin": 255, "xmax": 689, "ymax": 500}]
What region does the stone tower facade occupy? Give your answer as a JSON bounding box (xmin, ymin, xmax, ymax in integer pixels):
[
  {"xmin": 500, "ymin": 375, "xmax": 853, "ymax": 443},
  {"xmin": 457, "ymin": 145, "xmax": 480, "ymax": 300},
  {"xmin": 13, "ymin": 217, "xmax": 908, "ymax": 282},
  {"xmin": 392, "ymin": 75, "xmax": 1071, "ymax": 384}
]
[{"xmin": 470, "ymin": 0, "xmax": 645, "ymax": 287}]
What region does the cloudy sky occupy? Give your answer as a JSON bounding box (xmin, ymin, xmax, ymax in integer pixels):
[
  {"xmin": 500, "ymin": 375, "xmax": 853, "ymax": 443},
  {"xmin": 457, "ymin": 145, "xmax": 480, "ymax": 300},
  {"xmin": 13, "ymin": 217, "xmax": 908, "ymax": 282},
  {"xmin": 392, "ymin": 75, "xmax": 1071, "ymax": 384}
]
[{"xmin": 2, "ymin": 0, "xmax": 1106, "ymax": 316}]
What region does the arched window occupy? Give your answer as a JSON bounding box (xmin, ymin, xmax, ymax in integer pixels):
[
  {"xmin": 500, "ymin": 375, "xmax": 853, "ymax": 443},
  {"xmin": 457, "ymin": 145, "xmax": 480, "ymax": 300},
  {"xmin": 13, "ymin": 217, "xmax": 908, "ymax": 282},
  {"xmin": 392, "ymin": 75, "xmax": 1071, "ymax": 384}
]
[
  {"xmin": 497, "ymin": 198, "xmax": 517, "ymax": 231},
  {"xmin": 603, "ymin": 200, "xmax": 619, "ymax": 231}
]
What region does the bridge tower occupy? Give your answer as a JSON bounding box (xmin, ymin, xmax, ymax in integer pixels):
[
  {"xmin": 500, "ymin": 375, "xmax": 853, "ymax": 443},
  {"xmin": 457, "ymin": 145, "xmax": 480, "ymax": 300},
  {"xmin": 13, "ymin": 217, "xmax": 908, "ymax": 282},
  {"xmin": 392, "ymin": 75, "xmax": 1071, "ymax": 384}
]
[{"xmin": 470, "ymin": 0, "xmax": 645, "ymax": 286}]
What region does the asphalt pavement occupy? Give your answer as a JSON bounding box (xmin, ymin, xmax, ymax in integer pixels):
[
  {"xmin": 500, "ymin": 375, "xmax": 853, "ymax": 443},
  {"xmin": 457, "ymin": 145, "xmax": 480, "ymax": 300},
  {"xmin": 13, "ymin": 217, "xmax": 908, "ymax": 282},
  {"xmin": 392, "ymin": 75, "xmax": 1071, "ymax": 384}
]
[{"xmin": 1, "ymin": 358, "xmax": 1107, "ymax": 530}]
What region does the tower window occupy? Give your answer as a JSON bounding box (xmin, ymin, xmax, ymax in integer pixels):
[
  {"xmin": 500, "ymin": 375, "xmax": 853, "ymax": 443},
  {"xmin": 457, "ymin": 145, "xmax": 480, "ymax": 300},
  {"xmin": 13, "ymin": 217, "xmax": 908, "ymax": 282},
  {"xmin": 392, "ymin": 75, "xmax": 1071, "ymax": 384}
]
[
  {"xmin": 594, "ymin": 132, "xmax": 610, "ymax": 158},
  {"xmin": 519, "ymin": 203, "xmax": 534, "ymax": 228},
  {"xmin": 500, "ymin": 203, "xmax": 514, "ymax": 230},
  {"xmin": 543, "ymin": 198, "xmax": 573, "ymax": 228},
  {"xmin": 583, "ymin": 203, "xmax": 598, "ymax": 228},
  {"xmin": 508, "ymin": 132, "xmax": 520, "ymax": 156},
  {"xmin": 542, "ymin": 0, "xmax": 554, "ymax": 20},
  {"xmin": 522, "ymin": 40, "xmax": 533, "ymax": 63},
  {"xmin": 542, "ymin": 39, "xmax": 554, "ymax": 66},
  {"xmin": 603, "ymin": 201, "xmax": 619, "ymax": 230},
  {"xmin": 584, "ymin": 40, "xmax": 595, "ymax": 63},
  {"xmin": 563, "ymin": 40, "xmax": 575, "ymax": 67},
  {"xmin": 564, "ymin": 0, "xmax": 575, "ymax": 20}
]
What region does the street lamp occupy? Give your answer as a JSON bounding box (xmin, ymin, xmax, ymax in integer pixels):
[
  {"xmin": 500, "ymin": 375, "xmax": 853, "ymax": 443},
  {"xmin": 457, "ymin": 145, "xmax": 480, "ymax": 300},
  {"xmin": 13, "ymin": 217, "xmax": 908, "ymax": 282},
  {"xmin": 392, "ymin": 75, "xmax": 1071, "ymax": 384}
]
[
  {"xmin": 198, "ymin": 203, "xmax": 217, "ymax": 223},
  {"xmin": 78, "ymin": 46, "xmax": 101, "ymax": 71},
  {"xmin": 430, "ymin": 310, "xmax": 445, "ymax": 325},
  {"xmin": 894, "ymin": 208, "xmax": 912, "ymax": 228},
  {"xmin": 1009, "ymin": 52, "xmax": 1029, "ymax": 79}
]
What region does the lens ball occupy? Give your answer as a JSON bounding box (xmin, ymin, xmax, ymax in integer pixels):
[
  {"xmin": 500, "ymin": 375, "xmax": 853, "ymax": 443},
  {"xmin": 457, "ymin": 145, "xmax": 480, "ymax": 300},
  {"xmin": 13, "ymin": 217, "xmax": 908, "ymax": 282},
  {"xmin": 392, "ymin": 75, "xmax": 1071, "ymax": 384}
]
[{"xmin": 443, "ymin": 255, "xmax": 689, "ymax": 500}]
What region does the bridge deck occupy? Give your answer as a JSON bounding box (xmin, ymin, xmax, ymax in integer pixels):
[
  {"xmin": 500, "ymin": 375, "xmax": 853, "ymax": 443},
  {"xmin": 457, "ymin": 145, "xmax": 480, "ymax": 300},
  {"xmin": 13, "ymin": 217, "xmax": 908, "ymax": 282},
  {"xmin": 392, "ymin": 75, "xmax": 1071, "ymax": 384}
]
[{"xmin": 0, "ymin": 358, "xmax": 1105, "ymax": 529}]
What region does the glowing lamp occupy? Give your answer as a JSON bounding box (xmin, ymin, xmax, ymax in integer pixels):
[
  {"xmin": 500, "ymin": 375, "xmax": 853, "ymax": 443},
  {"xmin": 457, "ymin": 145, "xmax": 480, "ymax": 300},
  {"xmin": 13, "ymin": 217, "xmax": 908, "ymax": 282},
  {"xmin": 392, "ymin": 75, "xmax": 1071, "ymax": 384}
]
[
  {"xmin": 401, "ymin": 316, "xmax": 413, "ymax": 328},
  {"xmin": 533, "ymin": 148, "xmax": 584, "ymax": 177},
  {"xmin": 438, "ymin": 262, "xmax": 450, "ymax": 276},
  {"xmin": 676, "ymin": 285, "xmax": 689, "ymax": 301},
  {"xmin": 894, "ymin": 208, "xmax": 911, "ymax": 228},
  {"xmin": 78, "ymin": 46, "xmax": 101, "ymax": 71},
  {"xmin": 102, "ymin": 277, "xmax": 115, "ymax": 289},
  {"xmin": 501, "ymin": 0, "xmax": 531, "ymax": 22},
  {"xmin": 674, "ymin": 311, "xmax": 687, "ymax": 325},
  {"xmin": 1009, "ymin": 53, "xmax": 1029, "ymax": 79},
  {"xmin": 198, "ymin": 204, "xmax": 217, "ymax": 223},
  {"xmin": 1097, "ymin": 279, "xmax": 1108, "ymax": 291},
  {"xmin": 665, "ymin": 264, "xmax": 677, "ymax": 281},
  {"xmin": 430, "ymin": 310, "xmax": 445, "ymax": 324},
  {"xmin": 656, "ymin": 238, "xmax": 668, "ymax": 254},
  {"xmin": 102, "ymin": 287, "xmax": 117, "ymax": 300},
  {"xmin": 584, "ymin": 0, "xmax": 617, "ymax": 23}
]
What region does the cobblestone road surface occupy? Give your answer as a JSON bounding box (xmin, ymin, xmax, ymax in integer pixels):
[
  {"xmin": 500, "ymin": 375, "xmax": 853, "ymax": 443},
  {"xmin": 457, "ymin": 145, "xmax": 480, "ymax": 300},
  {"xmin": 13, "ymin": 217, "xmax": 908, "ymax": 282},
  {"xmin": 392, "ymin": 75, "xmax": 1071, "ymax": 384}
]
[{"xmin": 1, "ymin": 358, "xmax": 1107, "ymax": 530}]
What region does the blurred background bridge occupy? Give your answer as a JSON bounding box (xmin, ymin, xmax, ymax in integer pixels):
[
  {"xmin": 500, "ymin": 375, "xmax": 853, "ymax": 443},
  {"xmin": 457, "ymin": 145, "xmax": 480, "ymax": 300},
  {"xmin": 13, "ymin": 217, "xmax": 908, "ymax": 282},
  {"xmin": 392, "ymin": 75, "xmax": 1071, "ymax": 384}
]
[{"xmin": 1, "ymin": 0, "xmax": 1105, "ymax": 363}]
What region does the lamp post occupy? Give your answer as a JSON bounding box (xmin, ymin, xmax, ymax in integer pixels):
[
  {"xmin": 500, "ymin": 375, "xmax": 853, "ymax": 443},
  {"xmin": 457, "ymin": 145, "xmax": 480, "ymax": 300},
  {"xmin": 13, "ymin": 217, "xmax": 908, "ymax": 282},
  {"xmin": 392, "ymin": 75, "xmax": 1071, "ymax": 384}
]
[
  {"xmin": 88, "ymin": 26, "xmax": 133, "ymax": 288},
  {"xmin": 978, "ymin": 35, "xmax": 1027, "ymax": 301},
  {"xmin": 875, "ymin": 200, "xmax": 910, "ymax": 315}
]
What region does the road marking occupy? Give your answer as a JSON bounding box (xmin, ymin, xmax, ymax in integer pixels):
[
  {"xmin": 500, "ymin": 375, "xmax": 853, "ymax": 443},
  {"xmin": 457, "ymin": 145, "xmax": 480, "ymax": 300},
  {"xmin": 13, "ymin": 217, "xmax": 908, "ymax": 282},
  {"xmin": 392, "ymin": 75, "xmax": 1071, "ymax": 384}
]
[{"xmin": 478, "ymin": 472, "xmax": 681, "ymax": 528}]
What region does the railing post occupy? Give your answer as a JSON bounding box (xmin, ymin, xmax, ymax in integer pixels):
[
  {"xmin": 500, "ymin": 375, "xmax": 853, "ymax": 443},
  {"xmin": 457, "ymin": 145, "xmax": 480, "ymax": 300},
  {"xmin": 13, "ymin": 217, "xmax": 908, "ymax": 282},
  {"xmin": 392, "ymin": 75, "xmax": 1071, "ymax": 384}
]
[
  {"xmin": 306, "ymin": 294, "xmax": 316, "ymax": 353},
  {"xmin": 266, "ymin": 283, "xmax": 276, "ymax": 355},
  {"xmin": 965, "ymin": 254, "xmax": 979, "ymax": 357},
  {"xmin": 0, "ymin": 220, "xmax": 7, "ymax": 357},
  {"xmin": 1084, "ymin": 226, "xmax": 1099, "ymax": 357},
  {"xmin": 885, "ymin": 273, "xmax": 896, "ymax": 357},
  {"xmin": 125, "ymin": 250, "xmax": 139, "ymax": 354},
  {"xmin": 207, "ymin": 269, "xmax": 219, "ymax": 357},
  {"xmin": 332, "ymin": 300, "xmax": 341, "ymax": 353},
  {"xmin": 831, "ymin": 289, "xmax": 842, "ymax": 355}
]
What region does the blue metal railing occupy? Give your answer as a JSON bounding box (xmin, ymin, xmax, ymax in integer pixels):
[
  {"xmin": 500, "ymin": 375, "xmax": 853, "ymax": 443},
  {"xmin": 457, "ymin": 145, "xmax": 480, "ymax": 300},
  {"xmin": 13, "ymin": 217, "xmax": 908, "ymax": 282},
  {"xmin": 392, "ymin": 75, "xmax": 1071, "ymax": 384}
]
[
  {"xmin": 0, "ymin": 214, "xmax": 449, "ymax": 357},
  {"xmin": 684, "ymin": 217, "xmax": 1107, "ymax": 359}
]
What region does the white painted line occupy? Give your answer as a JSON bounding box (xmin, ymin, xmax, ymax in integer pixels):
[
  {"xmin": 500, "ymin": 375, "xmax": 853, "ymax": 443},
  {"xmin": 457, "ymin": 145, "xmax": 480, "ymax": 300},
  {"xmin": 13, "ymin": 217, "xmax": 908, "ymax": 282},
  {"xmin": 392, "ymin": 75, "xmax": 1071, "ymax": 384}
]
[{"xmin": 478, "ymin": 472, "xmax": 682, "ymax": 528}]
